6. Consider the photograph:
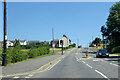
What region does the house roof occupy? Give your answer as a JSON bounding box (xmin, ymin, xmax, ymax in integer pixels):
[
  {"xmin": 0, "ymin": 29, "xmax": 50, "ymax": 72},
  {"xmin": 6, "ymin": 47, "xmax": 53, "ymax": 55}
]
[{"xmin": 63, "ymin": 35, "xmax": 68, "ymax": 39}]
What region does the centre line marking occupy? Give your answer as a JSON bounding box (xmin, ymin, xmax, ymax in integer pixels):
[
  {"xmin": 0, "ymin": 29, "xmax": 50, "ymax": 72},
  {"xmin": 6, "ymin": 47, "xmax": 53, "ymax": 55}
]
[
  {"xmin": 95, "ymin": 70, "xmax": 110, "ymax": 80},
  {"xmin": 82, "ymin": 61, "xmax": 85, "ymax": 63},
  {"xmin": 110, "ymin": 63, "xmax": 119, "ymax": 67},
  {"xmin": 86, "ymin": 64, "xmax": 92, "ymax": 68}
]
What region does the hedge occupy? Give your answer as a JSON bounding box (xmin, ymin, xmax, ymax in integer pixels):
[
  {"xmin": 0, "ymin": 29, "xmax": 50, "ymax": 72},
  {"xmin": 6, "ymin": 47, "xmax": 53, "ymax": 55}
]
[
  {"xmin": 6, "ymin": 46, "xmax": 50, "ymax": 64},
  {"xmin": 111, "ymin": 46, "xmax": 120, "ymax": 53}
]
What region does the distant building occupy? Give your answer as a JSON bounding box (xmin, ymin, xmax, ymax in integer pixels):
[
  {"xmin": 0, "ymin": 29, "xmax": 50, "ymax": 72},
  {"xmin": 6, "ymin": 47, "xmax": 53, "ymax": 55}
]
[
  {"xmin": 53, "ymin": 35, "xmax": 71, "ymax": 48},
  {"xmin": 6, "ymin": 41, "xmax": 14, "ymax": 48},
  {"xmin": 58, "ymin": 35, "xmax": 71, "ymax": 47},
  {"xmin": 19, "ymin": 40, "xmax": 27, "ymax": 45}
]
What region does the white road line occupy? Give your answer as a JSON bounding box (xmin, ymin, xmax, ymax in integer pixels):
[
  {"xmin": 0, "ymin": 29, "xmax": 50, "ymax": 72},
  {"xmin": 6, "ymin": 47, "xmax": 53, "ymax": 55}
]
[
  {"xmin": 93, "ymin": 60, "xmax": 99, "ymax": 61},
  {"xmin": 95, "ymin": 70, "xmax": 110, "ymax": 80},
  {"xmin": 28, "ymin": 74, "xmax": 33, "ymax": 77},
  {"xmin": 110, "ymin": 63, "xmax": 119, "ymax": 67},
  {"xmin": 25, "ymin": 76, "xmax": 30, "ymax": 78},
  {"xmin": 75, "ymin": 56, "xmax": 79, "ymax": 62},
  {"xmin": 86, "ymin": 64, "xmax": 92, "ymax": 68},
  {"xmin": 13, "ymin": 76, "xmax": 19, "ymax": 78},
  {"xmin": 82, "ymin": 61, "xmax": 85, "ymax": 63}
]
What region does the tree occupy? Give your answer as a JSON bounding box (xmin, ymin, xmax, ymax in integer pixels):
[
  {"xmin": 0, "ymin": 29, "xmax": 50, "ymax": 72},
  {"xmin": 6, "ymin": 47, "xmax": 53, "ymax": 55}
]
[
  {"xmin": 100, "ymin": 25, "xmax": 107, "ymax": 40},
  {"xmin": 92, "ymin": 38, "xmax": 101, "ymax": 47},
  {"xmin": 14, "ymin": 40, "xmax": 20, "ymax": 48},
  {"xmin": 105, "ymin": 2, "xmax": 120, "ymax": 47}
]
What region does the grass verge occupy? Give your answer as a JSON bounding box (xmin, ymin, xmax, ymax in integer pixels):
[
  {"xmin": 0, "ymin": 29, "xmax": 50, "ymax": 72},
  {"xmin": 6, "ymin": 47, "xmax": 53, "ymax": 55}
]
[{"xmin": 114, "ymin": 53, "xmax": 120, "ymax": 55}]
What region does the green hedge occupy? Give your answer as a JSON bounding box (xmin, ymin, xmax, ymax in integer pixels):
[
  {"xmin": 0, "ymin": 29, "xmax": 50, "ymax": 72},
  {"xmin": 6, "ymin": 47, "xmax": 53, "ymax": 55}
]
[
  {"xmin": 111, "ymin": 46, "xmax": 120, "ymax": 53},
  {"xmin": 6, "ymin": 46, "xmax": 50, "ymax": 64}
]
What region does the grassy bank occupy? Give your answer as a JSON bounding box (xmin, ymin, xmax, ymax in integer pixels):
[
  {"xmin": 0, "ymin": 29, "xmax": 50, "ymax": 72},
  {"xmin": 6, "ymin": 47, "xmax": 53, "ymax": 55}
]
[{"xmin": 114, "ymin": 53, "xmax": 120, "ymax": 55}]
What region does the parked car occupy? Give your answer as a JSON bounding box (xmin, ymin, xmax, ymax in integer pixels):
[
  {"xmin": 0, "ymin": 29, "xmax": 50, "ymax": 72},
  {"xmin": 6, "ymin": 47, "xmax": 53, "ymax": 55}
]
[
  {"xmin": 78, "ymin": 46, "xmax": 81, "ymax": 48},
  {"xmin": 96, "ymin": 49, "xmax": 109, "ymax": 58}
]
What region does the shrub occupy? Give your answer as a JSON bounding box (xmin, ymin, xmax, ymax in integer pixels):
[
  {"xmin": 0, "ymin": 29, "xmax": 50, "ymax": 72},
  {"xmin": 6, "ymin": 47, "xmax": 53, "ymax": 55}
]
[
  {"xmin": 28, "ymin": 48, "xmax": 38, "ymax": 58},
  {"xmin": 6, "ymin": 49, "xmax": 13, "ymax": 64},
  {"xmin": 112, "ymin": 46, "xmax": 120, "ymax": 53},
  {"xmin": 11, "ymin": 48, "xmax": 24, "ymax": 63}
]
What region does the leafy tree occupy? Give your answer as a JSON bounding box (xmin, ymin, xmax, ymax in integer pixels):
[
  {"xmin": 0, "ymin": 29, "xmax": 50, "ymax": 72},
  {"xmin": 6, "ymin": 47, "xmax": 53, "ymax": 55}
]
[
  {"xmin": 14, "ymin": 40, "xmax": 20, "ymax": 47},
  {"xmin": 101, "ymin": 2, "xmax": 120, "ymax": 48},
  {"xmin": 92, "ymin": 38, "xmax": 101, "ymax": 46}
]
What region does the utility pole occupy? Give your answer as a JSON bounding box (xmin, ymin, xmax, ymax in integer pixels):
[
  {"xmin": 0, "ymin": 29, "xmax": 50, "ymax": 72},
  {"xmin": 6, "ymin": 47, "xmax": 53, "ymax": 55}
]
[
  {"xmin": 52, "ymin": 28, "xmax": 54, "ymax": 53},
  {"xmin": 2, "ymin": 0, "xmax": 7, "ymax": 66},
  {"xmin": 77, "ymin": 38, "xmax": 79, "ymax": 47}
]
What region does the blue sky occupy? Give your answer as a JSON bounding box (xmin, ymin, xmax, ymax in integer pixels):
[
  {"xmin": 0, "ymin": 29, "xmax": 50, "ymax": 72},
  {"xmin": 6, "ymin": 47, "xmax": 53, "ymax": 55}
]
[{"xmin": 0, "ymin": 2, "xmax": 116, "ymax": 47}]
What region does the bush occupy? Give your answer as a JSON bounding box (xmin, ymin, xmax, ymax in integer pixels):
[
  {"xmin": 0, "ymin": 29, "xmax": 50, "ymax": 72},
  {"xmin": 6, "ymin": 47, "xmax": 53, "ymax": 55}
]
[
  {"xmin": 7, "ymin": 49, "xmax": 13, "ymax": 64},
  {"xmin": 111, "ymin": 46, "xmax": 120, "ymax": 53},
  {"xmin": 28, "ymin": 48, "xmax": 39, "ymax": 58},
  {"xmin": 11, "ymin": 48, "xmax": 24, "ymax": 63},
  {"xmin": 6, "ymin": 45, "xmax": 50, "ymax": 64}
]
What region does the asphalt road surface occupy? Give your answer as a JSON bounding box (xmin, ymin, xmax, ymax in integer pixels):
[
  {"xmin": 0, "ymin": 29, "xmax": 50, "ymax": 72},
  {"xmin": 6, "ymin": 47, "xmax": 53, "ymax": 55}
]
[{"xmin": 3, "ymin": 48, "xmax": 120, "ymax": 80}]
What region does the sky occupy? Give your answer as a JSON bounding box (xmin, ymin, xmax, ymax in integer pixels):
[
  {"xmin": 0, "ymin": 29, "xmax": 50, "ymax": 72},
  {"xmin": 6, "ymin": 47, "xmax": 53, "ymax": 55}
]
[{"xmin": 0, "ymin": 2, "xmax": 116, "ymax": 47}]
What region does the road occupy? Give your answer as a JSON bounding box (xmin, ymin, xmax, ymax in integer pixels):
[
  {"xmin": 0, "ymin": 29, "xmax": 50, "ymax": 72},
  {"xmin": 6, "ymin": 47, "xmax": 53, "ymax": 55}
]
[{"xmin": 2, "ymin": 48, "xmax": 120, "ymax": 80}]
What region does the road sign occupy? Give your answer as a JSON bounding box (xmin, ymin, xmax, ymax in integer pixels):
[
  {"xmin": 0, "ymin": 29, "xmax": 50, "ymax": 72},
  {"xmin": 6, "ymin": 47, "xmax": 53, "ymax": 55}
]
[
  {"xmin": 52, "ymin": 44, "xmax": 55, "ymax": 47},
  {"xmin": 52, "ymin": 43, "xmax": 54, "ymax": 45}
]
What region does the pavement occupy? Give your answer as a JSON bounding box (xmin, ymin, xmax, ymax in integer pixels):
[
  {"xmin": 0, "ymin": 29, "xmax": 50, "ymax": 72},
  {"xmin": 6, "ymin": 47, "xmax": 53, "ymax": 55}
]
[{"xmin": 1, "ymin": 48, "xmax": 120, "ymax": 80}]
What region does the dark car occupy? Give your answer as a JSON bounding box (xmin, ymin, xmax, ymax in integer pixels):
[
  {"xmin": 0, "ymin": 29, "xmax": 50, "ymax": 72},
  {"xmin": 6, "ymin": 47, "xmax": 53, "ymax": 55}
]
[{"xmin": 96, "ymin": 49, "xmax": 109, "ymax": 58}]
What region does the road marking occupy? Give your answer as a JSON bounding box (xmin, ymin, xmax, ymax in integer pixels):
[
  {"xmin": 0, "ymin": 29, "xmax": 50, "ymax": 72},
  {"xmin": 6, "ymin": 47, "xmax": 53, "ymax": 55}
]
[
  {"xmin": 25, "ymin": 76, "xmax": 30, "ymax": 78},
  {"xmin": 75, "ymin": 56, "xmax": 79, "ymax": 62},
  {"xmin": 93, "ymin": 60, "xmax": 99, "ymax": 61},
  {"xmin": 82, "ymin": 61, "xmax": 85, "ymax": 63},
  {"xmin": 87, "ymin": 57, "xmax": 92, "ymax": 59},
  {"xmin": 28, "ymin": 74, "xmax": 33, "ymax": 77},
  {"xmin": 95, "ymin": 70, "xmax": 110, "ymax": 80},
  {"xmin": 110, "ymin": 63, "xmax": 119, "ymax": 67},
  {"xmin": 13, "ymin": 76, "xmax": 19, "ymax": 78},
  {"xmin": 86, "ymin": 64, "xmax": 92, "ymax": 68}
]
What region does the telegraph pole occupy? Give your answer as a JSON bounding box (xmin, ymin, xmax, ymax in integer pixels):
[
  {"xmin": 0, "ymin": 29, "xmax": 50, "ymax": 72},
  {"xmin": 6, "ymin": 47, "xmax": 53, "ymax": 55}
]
[
  {"xmin": 77, "ymin": 38, "xmax": 79, "ymax": 47},
  {"xmin": 52, "ymin": 28, "xmax": 54, "ymax": 53},
  {"xmin": 2, "ymin": 0, "xmax": 7, "ymax": 66}
]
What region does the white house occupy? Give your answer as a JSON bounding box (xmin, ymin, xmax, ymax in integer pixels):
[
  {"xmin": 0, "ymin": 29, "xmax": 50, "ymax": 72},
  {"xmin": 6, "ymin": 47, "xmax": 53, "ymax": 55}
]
[
  {"xmin": 53, "ymin": 35, "xmax": 71, "ymax": 48},
  {"xmin": 6, "ymin": 41, "xmax": 14, "ymax": 48},
  {"xmin": 20, "ymin": 40, "xmax": 27, "ymax": 45}
]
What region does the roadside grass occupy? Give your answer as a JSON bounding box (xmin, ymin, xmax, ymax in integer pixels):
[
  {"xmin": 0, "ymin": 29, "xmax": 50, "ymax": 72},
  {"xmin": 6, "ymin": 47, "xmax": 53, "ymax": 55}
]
[
  {"xmin": 114, "ymin": 53, "xmax": 120, "ymax": 55},
  {"xmin": 6, "ymin": 48, "xmax": 61, "ymax": 66}
]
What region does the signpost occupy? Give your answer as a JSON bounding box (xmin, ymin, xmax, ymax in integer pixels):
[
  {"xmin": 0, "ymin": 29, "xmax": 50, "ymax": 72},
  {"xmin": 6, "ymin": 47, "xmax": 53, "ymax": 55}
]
[
  {"xmin": 60, "ymin": 40, "xmax": 63, "ymax": 55},
  {"xmin": 52, "ymin": 43, "xmax": 55, "ymax": 50}
]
